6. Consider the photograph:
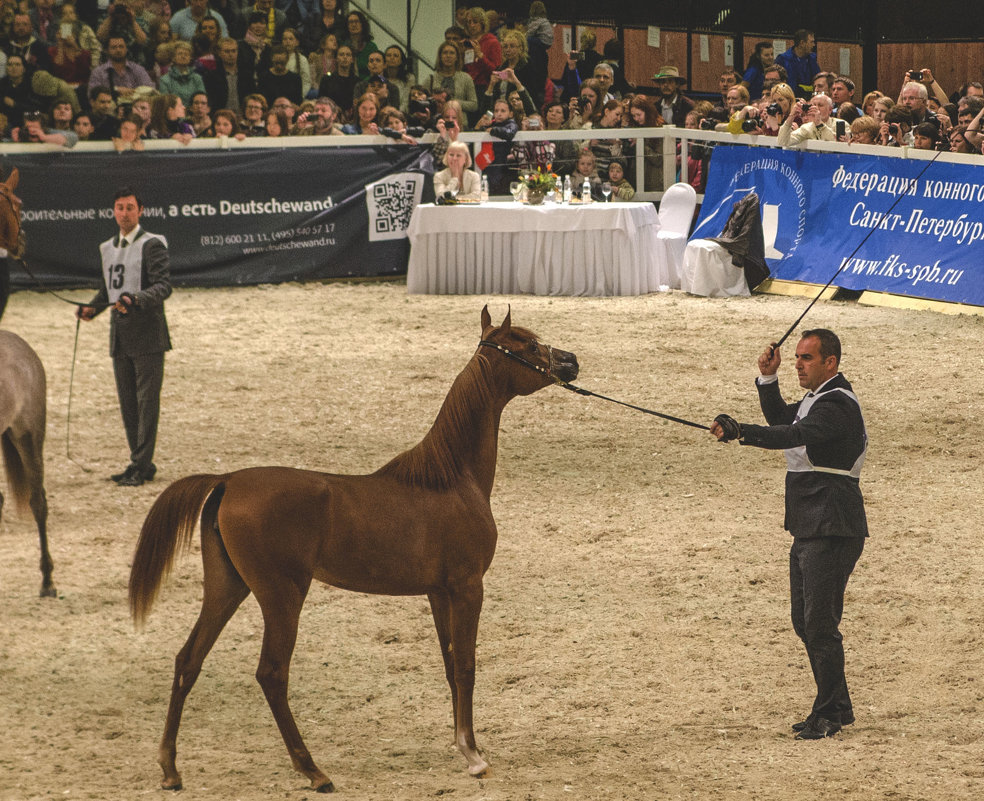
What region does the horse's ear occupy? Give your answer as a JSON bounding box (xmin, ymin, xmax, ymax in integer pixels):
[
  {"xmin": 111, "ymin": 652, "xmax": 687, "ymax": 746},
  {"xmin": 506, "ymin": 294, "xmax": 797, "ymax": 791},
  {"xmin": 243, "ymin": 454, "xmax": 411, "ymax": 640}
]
[
  {"xmin": 480, "ymin": 304, "xmax": 491, "ymax": 333},
  {"xmin": 5, "ymin": 168, "xmax": 18, "ymax": 191},
  {"xmin": 501, "ymin": 305, "xmax": 511, "ymax": 334}
]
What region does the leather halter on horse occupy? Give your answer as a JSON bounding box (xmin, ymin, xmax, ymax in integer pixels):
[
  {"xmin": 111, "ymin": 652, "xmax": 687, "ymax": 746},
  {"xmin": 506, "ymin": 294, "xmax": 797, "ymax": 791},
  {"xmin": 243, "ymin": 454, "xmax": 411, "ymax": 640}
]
[{"xmin": 479, "ymin": 338, "xmax": 710, "ymax": 430}]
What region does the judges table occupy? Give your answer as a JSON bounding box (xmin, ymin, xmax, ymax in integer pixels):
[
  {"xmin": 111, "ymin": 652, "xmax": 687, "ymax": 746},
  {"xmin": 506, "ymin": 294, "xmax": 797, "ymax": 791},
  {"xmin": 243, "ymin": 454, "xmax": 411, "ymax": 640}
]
[{"xmin": 407, "ymin": 201, "xmax": 664, "ymax": 296}]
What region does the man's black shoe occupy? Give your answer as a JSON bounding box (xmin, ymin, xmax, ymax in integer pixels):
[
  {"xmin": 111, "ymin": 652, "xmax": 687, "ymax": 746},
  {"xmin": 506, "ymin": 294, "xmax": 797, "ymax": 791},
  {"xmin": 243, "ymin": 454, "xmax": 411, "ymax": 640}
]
[
  {"xmin": 794, "ymin": 716, "xmax": 841, "ymax": 740},
  {"xmin": 110, "ymin": 466, "xmax": 135, "ymax": 482},
  {"xmin": 792, "ymin": 711, "xmax": 854, "ymax": 732},
  {"xmin": 141, "ymin": 464, "xmax": 156, "ymax": 482},
  {"xmin": 117, "ymin": 472, "xmax": 145, "ymax": 487}
]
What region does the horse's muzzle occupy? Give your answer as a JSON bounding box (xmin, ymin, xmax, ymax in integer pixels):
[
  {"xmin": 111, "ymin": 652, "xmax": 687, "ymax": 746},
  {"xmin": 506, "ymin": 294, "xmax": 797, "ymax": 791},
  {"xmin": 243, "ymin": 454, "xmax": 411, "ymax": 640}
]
[{"xmin": 551, "ymin": 349, "xmax": 579, "ymax": 383}]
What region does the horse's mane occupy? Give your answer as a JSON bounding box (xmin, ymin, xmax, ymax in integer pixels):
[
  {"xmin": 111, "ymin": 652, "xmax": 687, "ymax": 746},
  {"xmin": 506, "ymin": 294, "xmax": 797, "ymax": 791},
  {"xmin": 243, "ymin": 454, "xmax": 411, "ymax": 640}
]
[{"xmin": 374, "ymin": 350, "xmax": 497, "ymax": 491}]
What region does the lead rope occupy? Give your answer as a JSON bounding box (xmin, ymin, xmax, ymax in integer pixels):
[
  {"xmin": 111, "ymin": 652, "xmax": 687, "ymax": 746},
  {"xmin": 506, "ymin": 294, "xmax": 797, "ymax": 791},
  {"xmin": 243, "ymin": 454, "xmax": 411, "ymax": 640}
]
[{"xmin": 479, "ymin": 339, "xmax": 709, "ymax": 431}]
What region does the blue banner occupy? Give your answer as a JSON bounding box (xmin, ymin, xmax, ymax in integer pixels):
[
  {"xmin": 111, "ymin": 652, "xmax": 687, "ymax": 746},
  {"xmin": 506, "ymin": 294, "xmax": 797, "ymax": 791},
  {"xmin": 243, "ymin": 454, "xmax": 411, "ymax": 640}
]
[
  {"xmin": 4, "ymin": 147, "xmax": 435, "ymax": 289},
  {"xmin": 694, "ymin": 145, "xmax": 984, "ymax": 306}
]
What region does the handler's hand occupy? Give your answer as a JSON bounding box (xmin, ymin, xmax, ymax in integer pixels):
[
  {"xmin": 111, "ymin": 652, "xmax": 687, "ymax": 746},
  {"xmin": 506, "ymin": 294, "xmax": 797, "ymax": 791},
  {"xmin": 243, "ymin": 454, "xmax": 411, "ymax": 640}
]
[
  {"xmin": 114, "ymin": 292, "xmax": 135, "ymax": 315},
  {"xmin": 76, "ymin": 305, "xmax": 96, "ymax": 321},
  {"xmin": 758, "ymin": 341, "xmax": 781, "ymax": 375},
  {"xmin": 712, "ymin": 414, "xmax": 742, "ymax": 442}
]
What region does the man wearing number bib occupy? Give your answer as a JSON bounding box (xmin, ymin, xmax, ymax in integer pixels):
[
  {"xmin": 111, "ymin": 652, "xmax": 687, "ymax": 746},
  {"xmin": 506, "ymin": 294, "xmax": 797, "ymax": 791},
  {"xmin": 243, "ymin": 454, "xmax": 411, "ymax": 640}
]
[
  {"xmin": 77, "ymin": 187, "xmax": 172, "ymax": 487},
  {"xmin": 710, "ymin": 329, "xmax": 868, "ymax": 741}
]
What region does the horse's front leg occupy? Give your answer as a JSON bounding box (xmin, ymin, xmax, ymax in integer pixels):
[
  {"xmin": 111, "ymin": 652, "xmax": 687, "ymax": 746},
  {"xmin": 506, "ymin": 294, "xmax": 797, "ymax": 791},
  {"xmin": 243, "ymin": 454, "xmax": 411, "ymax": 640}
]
[
  {"xmin": 449, "ymin": 580, "xmax": 490, "ymax": 778},
  {"xmin": 428, "ymin": 591, "xmax": 458, "ymax": 734}
]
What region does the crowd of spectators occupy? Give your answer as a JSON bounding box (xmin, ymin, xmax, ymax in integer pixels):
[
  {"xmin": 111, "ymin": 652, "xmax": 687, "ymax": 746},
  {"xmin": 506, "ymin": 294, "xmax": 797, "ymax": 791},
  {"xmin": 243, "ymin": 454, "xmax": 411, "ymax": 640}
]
[{"xmin": 3, "ymin": 5, "xmax": 982, "ymax": 196}]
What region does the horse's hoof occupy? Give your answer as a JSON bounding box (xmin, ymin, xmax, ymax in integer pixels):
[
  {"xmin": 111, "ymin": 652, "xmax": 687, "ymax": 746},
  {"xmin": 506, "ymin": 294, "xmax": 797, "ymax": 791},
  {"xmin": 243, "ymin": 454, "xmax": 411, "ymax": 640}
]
[
  {"xmin": 314, "ymin": 780, "xmax": 335, "ymax": 793},
  {"xmin": 469, "ymin": 763, "xmax": 491, "ymax": 779},
  {"xmin": 39, "ymin": 586, "xmax": 57, "ymax": 599},
  {"xmin": 160, "ymin": 781, "xmax": 182, "ymax": 792}
]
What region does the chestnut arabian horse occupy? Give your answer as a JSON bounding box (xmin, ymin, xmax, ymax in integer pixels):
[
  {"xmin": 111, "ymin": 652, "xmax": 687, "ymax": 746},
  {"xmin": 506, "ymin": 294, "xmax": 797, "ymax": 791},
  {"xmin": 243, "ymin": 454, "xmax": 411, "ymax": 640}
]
[{"xmin": 128, "ymin": 307, "xmax": 579, "ymax": 792}]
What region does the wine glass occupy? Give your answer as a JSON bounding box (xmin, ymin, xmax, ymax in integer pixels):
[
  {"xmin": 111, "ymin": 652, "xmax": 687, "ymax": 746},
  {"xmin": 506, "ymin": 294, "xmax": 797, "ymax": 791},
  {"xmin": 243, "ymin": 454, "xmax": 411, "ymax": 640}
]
[
  {"xmin": 509, "ymin": 181, "xmax": 522, "ymax": 202},
  {"xmin": 601, "ymin": 181, "xmax": 612, "ymax": 202}
]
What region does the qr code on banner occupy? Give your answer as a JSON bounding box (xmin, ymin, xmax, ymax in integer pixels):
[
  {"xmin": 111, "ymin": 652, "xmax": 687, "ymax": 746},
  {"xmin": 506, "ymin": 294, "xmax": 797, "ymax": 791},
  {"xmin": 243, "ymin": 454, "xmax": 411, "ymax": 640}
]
[{"xmin": 365, "ymin": 173, "xmax": 424, "ymax": 242}]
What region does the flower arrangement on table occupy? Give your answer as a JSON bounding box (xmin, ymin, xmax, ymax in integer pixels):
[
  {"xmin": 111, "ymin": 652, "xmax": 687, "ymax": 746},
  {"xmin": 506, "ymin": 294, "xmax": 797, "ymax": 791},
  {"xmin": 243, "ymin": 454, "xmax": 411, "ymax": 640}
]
[{"xmin": 520, "ymin": 165, "xmax": 559, "ymax": 197}]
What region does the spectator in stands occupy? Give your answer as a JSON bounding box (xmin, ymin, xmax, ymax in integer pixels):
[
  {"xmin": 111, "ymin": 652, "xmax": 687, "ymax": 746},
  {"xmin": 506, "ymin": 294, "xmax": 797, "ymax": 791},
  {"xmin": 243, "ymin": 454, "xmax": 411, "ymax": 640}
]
[
  {"xmin": 429, "ymin": 96, "xmax": 461, "ymax": 163},
  {"xmin": 278, "ymin": 0, "xmax": 316, "ymax": 30},
  {"xmin": 811, "ymin": 71, "xmax": 834, "ymax": 97},
  {"xmin": 187, "ymin": 89, "xmax": 211, "ymax": 134},
  {"xmin": 775, "ymin": 29, "xmax": 819, "ymax": 99},
  {"xmin": 353, "ymin": 50, "xmax": 398, "ymax": 109},
  {"xmin": 87, "ymin": 86, "xmax": 120, "ymax": 138},
  {"xmin": 112, "ymin": 112, "xmax": 145, "ymax": 150},
  {"xmin": 244, "ymin": 0, "xmax": 287, "ymax": 44},
  {"xmin": 565, "ymin": 76, "xmax": 603, "ymax": 128},
  {"xmin": 47, "ymin": 26, "xmax": 91, "ymax": 87},
  {"xmin": 406, "ymin": 84, "xmax": 437, "ymax": 130},
  {"xmin": 239, "ymin": 91, "xmax": 267, "ymax": 134},
  {"xmin": 507, "ymin": 112, "xmax": 553, "ymax": 176},
  {"xmin": 317, "ymin": 42, "xmax": 356, "ymax": 113},
  {"xmin": 652, "ymin": 65, "xmax": 693, "ymax": 126},
  {"xmin": 587, "ymin": 98, "xmax": 623, "ymax": 177},
  {"xmin": 149, "ymin": 40, "xmax": 174, "ymax": 85},
  {"xmin": 777, "ymin": 92, "xmax": 836, "ymax": 146},
  {"xmin": 377, "ymin": 106, "xmax": 418, "ymax": 143},
  {"xmin": 961, "ymin": 105, "xmax": 984, "ymax": 152},
  {"xmin": 203, "ymin": 36, "xmax": 254, "ymax": 115},
  {"xmin": 72, "ymin": 110, "xmax": 94, "ymax": 139},
  {"xmin": 602, "ymin": 37, "xmax": 632, "ymax": 98},
  {"xmin": 836, "ymin": 102, "xmax": 860, "ymax": 126},
  {"xmin": 48, "ymin": 98, "xmax": 74, "ymax": 131},
  {"xmin": 280, "ymin": 28, "xmax": 310, "ymax": 99},
  {"xmin": 568, "ymin": 148, "xmax": 601, "ymax": 200},
  {"xmin": 240, "ymin": 12, "xmax": 272, "ymax": 83},
  {"xmin": 210, "ymin": 106, "xmax": 246, "ymax": 138},
  {"xmin": 170, "ymin": 0, "xmax": 227, "ymax": 42},
  {"xmin": 307, "ymin": 32, "xmax": 337, "ymax": 90},
  {"xmin": 489, "ymin": 30, "xmax": 537, "ymax": 104},
  {"xmin": 473, "ymin": 95, "xmax": 516, "ymax": 194},
  {"xmin": 878, "ymin": 106, "xmax": 913, "ymax": 146},
  {"xmin": 191, "ymin": 27, "xmax": 218, "ymax": 73},
  {"xmin": 382, "ymin": 45, "xmax": 413, "ymax": 114},
  {"xmin": 58, "ymin": 3, "xmax": 101, "ymax": 70},
  {"xmin": 158, "ymin": 40, "xmax": 206, "ymax": 104},
  {"xmin": 462, "ymin": 7, "xmax": 500, "ymax": 97},
  {"xmin": 300, "ymin": 0, "xmax": 344, "ymax": 53},
  {"xmin": 147, "ymin": 92, "xmax": 192, "ymax": 141},
  {"xmin": 0, "ymin": 54, "xmax": 35, "ymax": 127},
  {"xmin": 542, "ymin": 98, "xmax": 566, "ymax": 129},
  {"xmin": 555, "ymin": 27, "xmax": 601, "ymax": 102},
  {"xmin": 524, "ymin": 2, "xmax": 551, "ymax": 105},
  {"xmin": 5, "ymin": 12, "xmax": 53, "ymax": 72},
  {"xmin": 860, "ymin": 90, "xmax": 884, "ymax": 117},
  {"xmin": 742, "ymin": 42, "xmax": 774, "ymax": 103},
  {"xmin": 142, "ymin": 17, "xmax": 173, "ymax": 71},
  {"xmin": 341, "ymin": 90, "xmax": 379, "ymax": 133},
  {"xmin": 912, "ymin": 121, "xmax": 941, "ymax": 150},
  {"xmin": 29, "ymin": 0, "xmax": 58, "ymax": 48},
  {"xmin": 11, "ymin": 108, "xmax": 77, "ymax": 144},
  {"xmin": 257, "ymin": 45, "xmax": 301, "ymax": 104},
  {"xmin": 849, "ymin": 115, "xmax": 879, "ymax": 145},
  {"xmin": 423, "ymin": 40, "xmax": 477, "ymax": 119},
  {"xmin": 762, "ymin": 62, "xmax": 787, "ymax": 94},
  {"xmin": 342, "ymin": 9, "xmax": 376, "ymax": 75},
  {"xmin": 957, "ymin": 96, "xmax": 983, "ymax": 126},
  {"xmin": 606, "ymin": 158, "xmax": 634, "ymax": 200},
  {"xmin": 948, "ymin": 124, "xmax": 976, "ymax": 154},
  {"xmin": 263, "ymin": 105, "xmax": 289, "ymax": 136},
  {"xmin": 89, "ymin": 34, "xmax": 154, "ymax": 102},
  {"xmin": 829, "ymin": 76, "xmax": 854, "ymax": 110},
  {"xmin": 903, "ymin": 68, "xmax": 949, "ymax": 109},
  {"xmin": 593, "ymin": 62, "xmax": 618, "ymax": 102},
  {"xmin": 900, "ymin": 79, "xmax": 950, "ymax": 133},
  {"xmin": 716, "ymin": 83, "xmax": 750, "ymax": 131},
  {"xmin": 96, "ymin": 2, "xmax": 148, "ymax": 63},
  {"xmin": 434, "ymin": 138, "xmax": 480, "ymax": 200},
  {"xmin": 291, "ymin": 95, "xmax": 342, "ymax": 134},
  {"xmin": 870, "ymin": 95, "xmax": 894, "ymax": 123}
]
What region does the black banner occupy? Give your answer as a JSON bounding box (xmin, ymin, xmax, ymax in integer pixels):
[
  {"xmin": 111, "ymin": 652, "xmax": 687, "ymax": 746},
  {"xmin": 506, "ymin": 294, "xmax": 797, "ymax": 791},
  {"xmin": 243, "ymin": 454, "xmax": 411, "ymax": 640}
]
[{"xmin": 5, "ymin": 146, "xmax": 435, "ymax": 290}]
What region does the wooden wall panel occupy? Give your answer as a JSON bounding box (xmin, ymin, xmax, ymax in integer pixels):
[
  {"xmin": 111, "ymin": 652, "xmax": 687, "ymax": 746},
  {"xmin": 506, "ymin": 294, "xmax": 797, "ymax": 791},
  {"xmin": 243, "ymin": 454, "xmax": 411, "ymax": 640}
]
[{"xmin": 878, "ymin": 42, "xmax": 984, "ymax": 102}]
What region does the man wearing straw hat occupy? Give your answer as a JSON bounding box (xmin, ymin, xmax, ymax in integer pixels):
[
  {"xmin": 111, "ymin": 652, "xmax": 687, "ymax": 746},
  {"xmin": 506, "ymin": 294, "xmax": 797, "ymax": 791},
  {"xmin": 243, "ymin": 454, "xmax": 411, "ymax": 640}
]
[{"xmin": 652, "ymin": 65, "xmax": 693, "ymax": 126}]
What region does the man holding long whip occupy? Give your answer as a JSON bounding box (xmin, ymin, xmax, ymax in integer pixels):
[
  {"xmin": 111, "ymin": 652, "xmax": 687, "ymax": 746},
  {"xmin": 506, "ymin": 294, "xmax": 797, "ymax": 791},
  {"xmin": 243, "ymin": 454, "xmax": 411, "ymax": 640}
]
[{"xmin": 711, "ymin": 329, "xmax": 868, "ymax": 740}]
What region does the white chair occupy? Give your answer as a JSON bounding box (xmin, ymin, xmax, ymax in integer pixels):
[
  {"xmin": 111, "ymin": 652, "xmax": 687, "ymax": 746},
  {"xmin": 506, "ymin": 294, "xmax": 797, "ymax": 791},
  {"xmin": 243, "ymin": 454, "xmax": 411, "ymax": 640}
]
[
  {"xmin": 653, "ymin": 182, "xmax": 697, "ymax": 290},
  {"xmin": 679, "ymin": 192, "xmax": 769, "ymax": 298}
]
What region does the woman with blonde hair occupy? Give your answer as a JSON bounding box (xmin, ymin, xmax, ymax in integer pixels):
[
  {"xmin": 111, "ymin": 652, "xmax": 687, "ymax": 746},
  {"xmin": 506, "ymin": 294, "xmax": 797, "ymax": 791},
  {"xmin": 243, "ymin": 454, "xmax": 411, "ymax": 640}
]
[
  {"xmin": 423, "ymin": 40, "xmax": 478, "ymax": 116},
  {"xmin": 433, "ymin": 140, "xmax": 481, "ymax": 200},
  {"xmin": 342, "ymin": 92, "xmax": 380, "ymax": 134},
  {"xmin": 462, "ymin": 7, "xmax": 501, "ymax": 95},
  {"xmin": 491, "ymin": 29, "xmax": 540, "ymax": 108},
  {"xmin": 861, "ymin": 90, "xmax": 885, "ymax": 117}
]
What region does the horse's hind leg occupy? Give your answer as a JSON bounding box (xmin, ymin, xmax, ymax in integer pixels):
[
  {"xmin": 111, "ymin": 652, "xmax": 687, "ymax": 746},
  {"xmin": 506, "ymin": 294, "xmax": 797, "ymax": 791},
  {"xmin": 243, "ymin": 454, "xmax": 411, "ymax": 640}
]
[
  {"xmin": 158, "ymin": 525, "xmax": 250, "ymax": 791},
  {"xmin": 449, "ymin": 580, "xmax": 490, "ymax": 778},
  {"xmin": 252, "ymin": 579, "xmax": 334, "ymax": 793},
  {"xmin": 33, "ymin": 484, "xmax": 54, "ymax": 598}
]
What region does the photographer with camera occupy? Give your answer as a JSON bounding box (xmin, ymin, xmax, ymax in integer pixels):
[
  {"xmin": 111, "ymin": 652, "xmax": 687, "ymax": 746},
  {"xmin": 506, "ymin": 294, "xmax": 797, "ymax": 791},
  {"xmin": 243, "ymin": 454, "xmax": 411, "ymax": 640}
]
[
  {"xmin": 877, "ymin": 107, "xmax": 914, "ymax": 147},
  {"xmin": 899, "ymin": 77, "xmax": 951, "ymax": 137},
  {"xmin": 555, "ymin": 28, "xmax": 601, "ymax": 101},
  {"xmin": 97, "ymin": 2, "xmax": 148, "ymax": 63},
  {"xmin": 11, "ymin": 109, "xmax": 77, "ymax": 146},
  {"xmin": 777, "ymin": 92, "xmax": 838, "ymax": 146}
]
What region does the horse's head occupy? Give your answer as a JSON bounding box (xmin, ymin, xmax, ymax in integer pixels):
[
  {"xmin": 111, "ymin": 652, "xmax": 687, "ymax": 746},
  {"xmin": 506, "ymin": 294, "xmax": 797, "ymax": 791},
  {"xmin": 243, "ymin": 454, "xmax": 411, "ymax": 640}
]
[
  {"xmin": 479, "ymin": 305, "xmax": 579, "ymax": 395},
  {"xmin": 0, "ymin": 168, "xmax": 24, "ymax": 258}
]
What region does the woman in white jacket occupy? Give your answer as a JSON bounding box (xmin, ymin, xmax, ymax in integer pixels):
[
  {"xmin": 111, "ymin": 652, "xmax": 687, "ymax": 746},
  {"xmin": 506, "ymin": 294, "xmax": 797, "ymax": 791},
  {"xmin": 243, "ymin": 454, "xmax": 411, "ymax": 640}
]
[{"xmin": 433, "ymin": 141, "xmax": 481, "ymax": 201}]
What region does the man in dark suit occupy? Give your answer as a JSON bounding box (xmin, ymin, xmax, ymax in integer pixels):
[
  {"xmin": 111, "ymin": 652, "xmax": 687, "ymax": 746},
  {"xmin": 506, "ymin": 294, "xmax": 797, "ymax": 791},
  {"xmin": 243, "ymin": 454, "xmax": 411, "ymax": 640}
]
[
  {"xmin": 203, "ymin": 36, "xmax": 255, "ymax": 116},
  {"xmin": 77, "ymin": 187, "xmax": 172, "ymax": 487},
  {"xmin": 711, "ymin": 329, "xmax": 868, "ymax": 741}
]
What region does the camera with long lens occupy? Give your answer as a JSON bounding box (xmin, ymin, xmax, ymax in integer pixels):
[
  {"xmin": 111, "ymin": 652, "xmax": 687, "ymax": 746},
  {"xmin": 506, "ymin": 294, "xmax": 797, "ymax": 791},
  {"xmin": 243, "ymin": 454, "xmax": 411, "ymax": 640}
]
[
  {"xmin": 741, "ymin": 117, "xmax": 761, "ymax": 132},
  {"xmin": 888, "ymin": 123, "xmax": 900, "ymax": 137},
  {"xmin": 765, "ymin": 102, "xmax": 782, "ymax": 117}
]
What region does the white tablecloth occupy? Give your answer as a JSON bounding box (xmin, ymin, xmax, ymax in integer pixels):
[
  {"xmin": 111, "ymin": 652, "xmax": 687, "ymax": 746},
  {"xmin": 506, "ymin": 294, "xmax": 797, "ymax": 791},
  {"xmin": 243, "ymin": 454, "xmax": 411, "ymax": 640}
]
[{"xmin": 406, "ymin": 201, "xmax": 663, "ymax": 296}]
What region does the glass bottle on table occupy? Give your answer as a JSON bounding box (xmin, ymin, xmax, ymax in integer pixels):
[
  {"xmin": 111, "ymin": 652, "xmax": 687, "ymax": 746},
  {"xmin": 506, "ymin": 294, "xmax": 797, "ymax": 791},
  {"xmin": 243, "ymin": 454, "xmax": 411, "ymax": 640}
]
[
  {"xmin": 582, "ymin": 177, "xmax": 591, "ymax": 203},
  {"xmin": 480, "ymin": 174, "xmax": 489, "ymax": 203},
  {"xmin": 563, "ymin": 175, "xmax": 572, "ymax": 203}
]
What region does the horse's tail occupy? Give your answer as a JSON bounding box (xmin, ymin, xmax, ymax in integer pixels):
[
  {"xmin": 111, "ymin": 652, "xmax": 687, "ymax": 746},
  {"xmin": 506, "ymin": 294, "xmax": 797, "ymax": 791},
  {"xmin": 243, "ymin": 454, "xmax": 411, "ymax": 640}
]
[
  {"xmin": 0, "ymin": 430, "xmax": 31, "ymax": 516},
  {"xmin": 128, "ymin": 473, "xmax": 228, "ymax": 627}
]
